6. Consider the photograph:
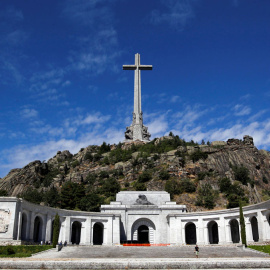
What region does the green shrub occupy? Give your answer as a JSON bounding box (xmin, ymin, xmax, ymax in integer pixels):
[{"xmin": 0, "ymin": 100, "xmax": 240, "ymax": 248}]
[
  {"xmin": 180, "ymin": 179, "xmax": 196, "ymax": 193},
  {"xmin": 218, "ymin": 177, "xmax": 231, "ymax": 193},
  {"xmin": 133, "ymin": 182, "xmax": 147, "ymax": 191},
  {"xmin": 159, "ymin": 170, "xmax": 170, "ymax": 180},
  {"xmin": 0, "ymin": 189, "xmax": 8, "ymax": 196},
  {"xmin": 263, "ymin": 176, "xmax": 269, "ymax": 184},
  {"xmin": 99, "ymin": 177, "xmax": 120, "ymax": 197},
  {"xmin": 85, "ymin": 152, "xmax": 93, "ymax": 161},
  {"xmin": 195, "ymin": 183, "xmax": 216, "ymax": 209},
  {"xmin": 99, "ymin": 171, "xmax": 110, "ymax": 179},
  {"xmin": 138, "ymin": 171, "xmax": 152, "ymax": 183},
  {"xmin": 165, "ymin": 179, "xmax": 181, "ymax": 198},
  {"xmin": 86, "ymin": 173, "xmax": 97, "ymax": 185},
  {"xmin": 6, "ymin": 246, "xmax": 15, "ymax": 255},
  {"xmin": 71, "ymin": 160, "xmax": 80, "ymax": 168},
  {"xmin": 190, "ymin": 150, "xmax": 208, "ymax": 163},
  {"xmin": 232, "ymin": 165, "xmax": 250, "ymax": 185}
]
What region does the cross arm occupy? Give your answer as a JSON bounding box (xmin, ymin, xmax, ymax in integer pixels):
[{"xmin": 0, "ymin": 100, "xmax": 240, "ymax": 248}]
[
  {"xmin": 139, "ymin": 65, "xmax": 153, "ymax": 70},
  {"xmin": 123, "ymin": 65, "xmax": 136, "ymax": 70}
]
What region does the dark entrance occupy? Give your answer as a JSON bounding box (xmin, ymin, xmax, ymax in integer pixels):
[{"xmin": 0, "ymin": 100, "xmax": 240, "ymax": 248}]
[
  {"xmin": 208, "ymin": 221, "xmax": 219, "ymax": 244},
  {"xmin": 33, "ymin": 216, "xmax": 42, "ymax": 243},
  {"xmin": 251, "ymin": 216, "xmax": 259, "ymax": 242},
  {"xmin": 71, "ymin": 221, "xmax": 81, "ymax": 245},
  {"xmin": 93, "ymin": 223, "xmax": 104, "ymax": 245},
  {"xmin": 230, "ymin": 219, "xmax": 240, "ymax": 243},
  {"xmin": 185, "ymin": 223, "xmax": 197, "ymax": 244},
  {"xmin": 138, "ymin": 225, "xmax": 149, "ymax": 244},
  {"xmin": 21, "ymin": 213, "xmax": 27, "ymax": 241}
]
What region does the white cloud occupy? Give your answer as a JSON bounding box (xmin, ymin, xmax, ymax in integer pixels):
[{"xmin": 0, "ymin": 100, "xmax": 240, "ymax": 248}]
[
  {"xmin": 150, "ymin": 0, "xmax": 195, "ymax": 30},
  {"xmin": 233, "ymin": 104, "xmax": 251, "ymax": 116},
  {"xmin": 20, "ymin": 108, "xmax": 38, "ymax": 119}
]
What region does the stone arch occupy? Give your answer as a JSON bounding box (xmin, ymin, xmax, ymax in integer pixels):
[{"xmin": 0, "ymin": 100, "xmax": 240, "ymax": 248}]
[
  {"xmin": 185, "ymin": 222, "xmax": 197, "ymax": 245},
  {"xmin": 93, "ymin": 222, "xmax": 104, "ymax": 245},
  {"xmin": 33, "ymin": 216, "xmax": 43, "ymax": 243},
  {"xmin": 230, "ymin": 219, "xmax": 240, "ymax": 243},
  {"xmin": 71, "ymin": 221, "xmax": 82, "ymax": 245},
  {"xmin": 132, "ymin": 218, "xmax": 156, "ymax": 244},
  {"xmin": 21, "ymin": 212, "xmax": 28, "ymax": 241},
  {"xmin": 207, "ymin": 221, "xmax": 219, "ymax": 244},
  {"xmin": 250, "ymin": 216, "xmax": 259, "ymax": 242}
]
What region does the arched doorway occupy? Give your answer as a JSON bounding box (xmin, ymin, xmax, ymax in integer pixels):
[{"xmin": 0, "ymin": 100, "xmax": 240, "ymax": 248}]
[
  {"xmin": 71, "ymin": 221, "xmax": 81, "ymax": 245},
  {"xmin": 208, "ymin": 221, "xmax": 219, "ymax": 244},
  {"xmin": 33, "ymin": 216, "xmax": 43, "ymax": 243},
  {"xmin": 21, "ymin": 213, "xmax": 28, "ymax": 241},
  {"xmin": 131, "ymin": 218, "xmax": 156, "ymax": 244},
  {"xmin": 93, "ymin": 222, "xmax": 104, "ymax": 245},
  {"xmin": 251, "ymin": 216, "xmax": 259, "ymax": 242},
  {"xmin": 185, "ymin": 222, "xmax": 197, "ymax": 245},
  {"xmin": 230, "ymin": 219, "xmax": 240, "ymax": 243},
  {"xmin": 138, "ymin": 225, "xmax": 149, "ymax": 244}
]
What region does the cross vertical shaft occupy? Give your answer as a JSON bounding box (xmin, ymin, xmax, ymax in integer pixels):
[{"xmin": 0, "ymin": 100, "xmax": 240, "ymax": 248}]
[{"xmin": 123, "ymin": 53, "xmax": 152, "ymax": 141}]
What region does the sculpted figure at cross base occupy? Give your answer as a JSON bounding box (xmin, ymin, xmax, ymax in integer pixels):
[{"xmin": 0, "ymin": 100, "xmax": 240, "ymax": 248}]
[{"xmin": 123, "ymin": 53, "xmax": 152, "ymax": 142}]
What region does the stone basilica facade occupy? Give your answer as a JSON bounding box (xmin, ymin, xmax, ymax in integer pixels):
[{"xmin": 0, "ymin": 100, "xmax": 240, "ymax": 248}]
[{"xmin": 1, "ymin": 191, "xmax": 270, "ymax": 246}]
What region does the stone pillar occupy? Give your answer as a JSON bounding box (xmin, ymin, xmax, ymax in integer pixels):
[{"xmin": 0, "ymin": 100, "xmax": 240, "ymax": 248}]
[
  {"xmin": 16, "ymin": 211, "xmax": 22, "ymax": 240},
  {"xmin": 225, "ymin": 220, "xmax": 232, "ymax": 244},
  {"xmin": 45, "ymin": 214, "xmax": 52, "ymax": 242},
  {"xmin": 26, "ymin": 211, "xmax": 31, "ymax": 241},
  {"xmin": 42, "ymin": 215, "xmax": 47, "ymax": 242},
  {"xmin": 197, "ymin": 218, "xmax": 204, "ymax": 245},
  {"xmin": 63, "ymin": 216, "xmax": 71, "ymax": 244},
  {"xmin": 112, "ymin": 216, "xmax": 120, "ymax": 245},
  {"xmin": 84, "ymin": 217, "xmax": 91, "ymax": 245},
  {"xmin": 103, "ymin": 222, "xmax": 108, "ymax": 245},
  {"xmin": 218, "ymin": 217, "xmax": 226, "ymax": 245},
  {"xmin": 29, "ymin": 212, "xmax": 36, "ymax": 241},
  {"xmin": 203, "ymin": 224, "xmax": 209, "ymax": 245},
  {"xmin": 182, "ymin": 224, "xmax": 186, "ymax": 245},
  {"xmin": 245, "ymin": 217, "xmax": 253, "ymax": 244},
  {"xmin": 262, "ymin": 214, "xmax": 270, "ymax": 241},
  {"xmin": 169, "ymin": 216, "xmax": 178, "ymax": 245},
  {"xmin": 257, "ymin": 211, "xmax": 264, "ymax": 242}
]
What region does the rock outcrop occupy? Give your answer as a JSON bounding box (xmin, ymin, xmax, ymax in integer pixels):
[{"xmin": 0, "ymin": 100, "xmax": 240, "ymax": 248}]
[{"xmin": 0, "ymin": 135, "xmax": 270, "ymax": 210}]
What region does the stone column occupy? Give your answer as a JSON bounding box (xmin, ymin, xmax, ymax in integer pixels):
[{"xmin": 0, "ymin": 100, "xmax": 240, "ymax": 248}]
[
  {"xmin": 29, "ymin": 212, "xmax": 36, "ymax": 241},
  {"xmin": 63, "ymin": 216, "xmax": 71, "ymax": 244},
  {"xmin": 218, "ymin": 217, "xmax": 226, "ymax": 245},
  {"xmin": 26, "ymin": 211, "xmax": 31, "ymax": 241},
  {"xmin": 45, "ymin": 214, "xmax": 52, "ymax": 242},
  {"xmin": 182, "ymin": 224, "xmax": 186, "ymax": 245},
  {"xmin": 225, "ymin": 220, "xmax": 232, "ymax": 244},
  {"xmin": 16, "ymin": 211, "xmax": 22, "ymax": 240},
  {"xmin": 197, "ymin": 218, "xmax": 204, "ymax": 245},
  {"xmin": 257, "ymin": 211, "xmax": 264, "ymax": 242},
  {"xmin": 84, "ymin": 217, "xmax": 91, "ymax": 245},
  {"xmin": 203, "ymin": 224, "xmax": 209, "ymax": 245},
  {"xmin": 245, "ymin": 217, "xmax": 253, "ymax": 244},
  {"xmin": 42, "ymin": 215, "xmax": 47, "ymax": 242},
  {"xmin": 262, "ymin": 214, "xmax": 270, "ymax": 241},
  {"xmin": 112, "ymin": 216, "xmax": 120, "ymax": 245},
  {"xmin": 169, "ymin": 216, "xmax": 178, "ymax": 245}
]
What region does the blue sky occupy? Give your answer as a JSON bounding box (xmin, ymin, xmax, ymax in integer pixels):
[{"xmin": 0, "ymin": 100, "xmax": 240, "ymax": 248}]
[{"xmin": 1, "ymin": 0, "xmax": 270, "ymax": 178}]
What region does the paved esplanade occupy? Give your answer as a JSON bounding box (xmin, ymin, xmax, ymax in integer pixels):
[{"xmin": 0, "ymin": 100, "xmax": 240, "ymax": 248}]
[
  {"xmin": 1, "ymin": 246, "xmax": 270, "ymax": 269},
  {"xmin": 123, "ymin": 53, "xmax": 151, "ymax": 141}
]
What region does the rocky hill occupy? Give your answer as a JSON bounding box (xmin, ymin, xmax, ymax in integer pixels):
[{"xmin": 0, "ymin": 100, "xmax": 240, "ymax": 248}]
[{"xmin": 0, "ymin": 134, "xmax": 270, "ymax": 212}]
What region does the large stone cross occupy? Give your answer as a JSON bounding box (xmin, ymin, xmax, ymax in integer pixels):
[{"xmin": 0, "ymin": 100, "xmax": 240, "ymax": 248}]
[{"xmin": 123, "ymin": 53, "xmax": 152, "ymax": 141}]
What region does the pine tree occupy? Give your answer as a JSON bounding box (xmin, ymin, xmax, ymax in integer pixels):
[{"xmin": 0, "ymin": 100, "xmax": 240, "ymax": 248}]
[
  {"xmin": 52, "ymin": 213, "xmax": 60, "ymax": 248},
  {"xmin": 239, "ymin": 200, "xmax": 247, "ymax": 247}
]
